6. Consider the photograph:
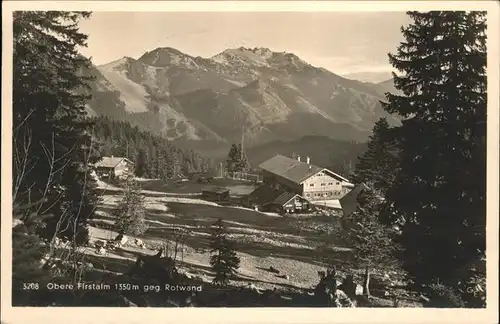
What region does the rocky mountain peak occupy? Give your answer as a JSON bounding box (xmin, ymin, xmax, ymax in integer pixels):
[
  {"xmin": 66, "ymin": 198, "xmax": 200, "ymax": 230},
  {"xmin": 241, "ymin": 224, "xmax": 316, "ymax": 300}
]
[
  {"xmin": 211, "ymin": 47, "xmax": 271, "ymax": 67},
  {"xmin": 89, "ymin": 45, "xmax": 400, "ymax": 145},
  {"xmin": 138, "ymin": 47, "xmax": 198, "ymax": 68}
]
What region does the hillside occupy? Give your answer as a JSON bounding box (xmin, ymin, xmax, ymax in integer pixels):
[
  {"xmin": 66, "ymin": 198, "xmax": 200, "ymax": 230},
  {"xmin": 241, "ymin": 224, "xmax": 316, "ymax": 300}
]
[
  {"xmin": 84, "ymin": 46, "xmax": 401, "ymax": 146},
  {"xmin": 341, "ymin": 71, "xmax": 393, "ymax": 84},
  {"xmin": 245, "ymin": 136, "xmax": 367, "ymax": 174},
  {"xmin": 90, "ymin": 116, "xmax": 215, "ymax": 179}
]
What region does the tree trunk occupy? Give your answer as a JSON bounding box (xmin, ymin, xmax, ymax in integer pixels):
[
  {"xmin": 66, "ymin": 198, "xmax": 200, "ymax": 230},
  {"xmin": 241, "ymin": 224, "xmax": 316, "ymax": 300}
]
[{"xmin": 363, "ymin": 266, "xmax": 371, "ymax": 297}]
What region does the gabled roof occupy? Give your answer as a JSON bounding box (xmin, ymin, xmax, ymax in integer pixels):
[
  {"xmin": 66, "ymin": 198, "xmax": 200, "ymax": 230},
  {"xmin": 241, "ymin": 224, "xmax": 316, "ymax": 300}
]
[
  {"xmin": 259, "ymin": 155, "xmax": 322, "ymax": 184},
  {"xmin": 258, "ymin": 154, "xmax": 352, "ymax": 185},
  {"xmin": 95, "ymin": 157, "xmax": 133, "ymax": 169},
  {"xmin": 246, "ymin": 185, "xmax": 305, "ymax": 207},
  {"xmin": 317, "ymin": 168, "xmax": 353, "ymax": 185},
  {"xmin": 273, "ymin": 191, "xmax": 300, "ymax": 206}
]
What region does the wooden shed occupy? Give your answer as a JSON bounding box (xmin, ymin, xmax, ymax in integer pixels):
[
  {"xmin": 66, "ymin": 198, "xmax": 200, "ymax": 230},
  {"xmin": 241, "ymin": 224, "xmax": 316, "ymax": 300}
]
[
  {"xmin": 201, "ymin": 187, "xmax": 230, "ymax": 202},
  {"xmin": 242, "ymin": 185, "xmax": 312, "ymax": 214}
]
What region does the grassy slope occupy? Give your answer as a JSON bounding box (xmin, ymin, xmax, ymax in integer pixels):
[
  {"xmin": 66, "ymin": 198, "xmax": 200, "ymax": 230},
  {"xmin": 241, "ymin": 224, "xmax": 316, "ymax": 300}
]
[
  {"xmin": 86, "ymin": 177, "xmax": 421, "ymax": 306},
  {"xmin": 90, "ymin": 178, "xmax": 349, "ymax": 291}
]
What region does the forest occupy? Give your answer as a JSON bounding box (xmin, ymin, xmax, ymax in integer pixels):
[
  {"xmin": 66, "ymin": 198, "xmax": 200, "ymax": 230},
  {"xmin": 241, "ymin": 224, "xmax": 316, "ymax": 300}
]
[{"xmin": 90, "ymin": 116, "xmax": 215, "ymax": 179}]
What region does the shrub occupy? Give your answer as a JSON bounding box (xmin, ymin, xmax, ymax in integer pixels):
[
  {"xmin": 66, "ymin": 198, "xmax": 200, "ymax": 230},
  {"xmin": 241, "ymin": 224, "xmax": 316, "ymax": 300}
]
[{"xmin": 426, "ymin": 283, "xmax": 466, "ymax": 308}]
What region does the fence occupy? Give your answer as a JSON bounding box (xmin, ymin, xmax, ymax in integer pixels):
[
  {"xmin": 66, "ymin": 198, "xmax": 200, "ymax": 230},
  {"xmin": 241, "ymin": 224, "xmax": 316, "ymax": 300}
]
[{"xmin": 227, "ymin": 171, "xmax": 263, "ymax": 183}]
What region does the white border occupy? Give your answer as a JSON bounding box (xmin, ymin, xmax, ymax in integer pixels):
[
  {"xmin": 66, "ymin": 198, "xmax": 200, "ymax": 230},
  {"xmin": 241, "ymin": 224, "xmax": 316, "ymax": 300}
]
[{"xmin": 1, "ymin": 2, "xmax": 499, "ymax": 324}]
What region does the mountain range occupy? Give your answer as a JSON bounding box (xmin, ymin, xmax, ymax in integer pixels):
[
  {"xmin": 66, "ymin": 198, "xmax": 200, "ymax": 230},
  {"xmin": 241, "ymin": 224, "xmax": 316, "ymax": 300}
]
[
  {"xmin": 245, "ymin": 135, "xmax": 367, "ymax": 174},
  {"xmin": 341, "ymin": 71, "xmax": 393, "ymax": 84},
  {"xmin": 84, "ymin": 46, "xmax": 400, "ymax": 157}
]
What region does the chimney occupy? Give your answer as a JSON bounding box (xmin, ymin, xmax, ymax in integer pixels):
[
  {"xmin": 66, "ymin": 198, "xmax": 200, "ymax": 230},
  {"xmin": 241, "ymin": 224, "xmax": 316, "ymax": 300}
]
[
  {"xmin": 297, "ymin": 155, "xmax": 301, "ymax": 162},
  {"xmin": 306, "ymin": 156, "xmax": 310, "ymax": 164}
]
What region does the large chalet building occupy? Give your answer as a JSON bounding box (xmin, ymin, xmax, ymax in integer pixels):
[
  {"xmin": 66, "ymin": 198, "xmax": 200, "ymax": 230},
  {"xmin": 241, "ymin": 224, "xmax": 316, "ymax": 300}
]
[
  {"xmin": 259, "ymin": 154, "xmax": 354, "ymax": 201},
  {"xmin": 243, "ymin": 154, "xmax": 354, "ymax": 213}
]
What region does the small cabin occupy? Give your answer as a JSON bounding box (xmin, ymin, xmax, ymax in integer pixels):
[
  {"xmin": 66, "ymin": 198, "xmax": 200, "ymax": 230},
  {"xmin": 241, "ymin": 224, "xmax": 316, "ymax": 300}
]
[
  {"xmin": 242, "ymin": 185, "xmax": 312, "ymax": 214},
  {"xmin": 95, "ymin": 156, "xmax": 134, "ymax": 180},
  {"xmin": 201, "ymin": 187, "xmax": 230, "ymax": 202}
]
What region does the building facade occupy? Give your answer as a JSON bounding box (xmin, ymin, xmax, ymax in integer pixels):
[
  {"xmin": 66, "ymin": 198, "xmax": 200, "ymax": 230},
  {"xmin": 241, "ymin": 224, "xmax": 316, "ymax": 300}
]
[
  {"xmin": 302, "ymin": 170, "xmax": 353, "ymax": 201},
  {"xmin": 95, "ymin": 156, "xmax": 134, "ymax": 180},
  {"xmin": 258, "ymin": 155, "xmax": 354, "ymax": 203}
]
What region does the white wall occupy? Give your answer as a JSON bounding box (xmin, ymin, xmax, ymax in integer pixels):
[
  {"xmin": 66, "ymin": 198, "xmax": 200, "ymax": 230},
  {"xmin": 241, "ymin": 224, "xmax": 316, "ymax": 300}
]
[{"xmin": 302, "ymin": 171, "xmax": 344, "ymax": 200}]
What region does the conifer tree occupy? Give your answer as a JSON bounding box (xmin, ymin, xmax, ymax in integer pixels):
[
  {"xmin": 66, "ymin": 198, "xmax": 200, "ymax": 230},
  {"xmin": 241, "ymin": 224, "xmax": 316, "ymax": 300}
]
[
  {"xmin": 13, "ymin": 11, "xmax": 99, "ymax": 245},
  {"xmin": 226, "ymin": 144, "xmax": 240, "ymax": 173},
  {"xmin": 135, "ymin": 149, "xmax": 148, "ymax": 177},
  {"xmin": 113, "ymin": 177, "xmax": 148, "ymax": 236},
  {"xmin": 226, "ymin": 144, "xmax": 249, "ymax": 173},
  {"xmin": 11, "ymin": 202, "xmax": 53, "ymax": 306},
  {"xmin": 380, "ymin": 11, "xmax": 486, "ymax": 306},
  {"xmin": 165, "ymin": 149, "xmax": 177, "ymax": 179},
  {"xmin": 353, "ymin": 117, "xmax": 399, "ymax": 193},
  {"xmin": 209, "ymin": 218, "xmax": 240, "ymax": 287},
  {"xmin": 237, "ymin": 145, "xmax": 251, "ymax": 173},
  {"xmin": 341, "ymin": 186, "xmax": 401, "ymax": 296}
]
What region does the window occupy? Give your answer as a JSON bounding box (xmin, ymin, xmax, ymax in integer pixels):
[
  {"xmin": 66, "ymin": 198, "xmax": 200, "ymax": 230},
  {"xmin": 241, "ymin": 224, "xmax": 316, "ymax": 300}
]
[
  {"xmin": 310, "ymin": 184, "xmax": 314, "ymax": 187},
  {"xmin": 336, "ymin": 182, "xmax": 340, "ymax": 185},
  {"xmin": 328, "ymin": 183, "xmax": 333, "ymax": 185},
  {"xmin": 321, "ymin": 183, "xmax": 326, "ymax": 186}
]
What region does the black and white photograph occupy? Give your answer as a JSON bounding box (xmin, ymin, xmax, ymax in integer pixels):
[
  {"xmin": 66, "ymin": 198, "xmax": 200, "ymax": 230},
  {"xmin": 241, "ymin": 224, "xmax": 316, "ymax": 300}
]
[{"xmin": 1, "ymin": 1, "xmax": 499, "ymax": 323}]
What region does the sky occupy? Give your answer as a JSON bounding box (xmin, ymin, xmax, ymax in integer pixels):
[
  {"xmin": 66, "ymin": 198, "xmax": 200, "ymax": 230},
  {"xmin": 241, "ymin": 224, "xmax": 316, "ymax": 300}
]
[{"xmin": 78, "ymin": 11, "xmax": 410, "ymax": 79}]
